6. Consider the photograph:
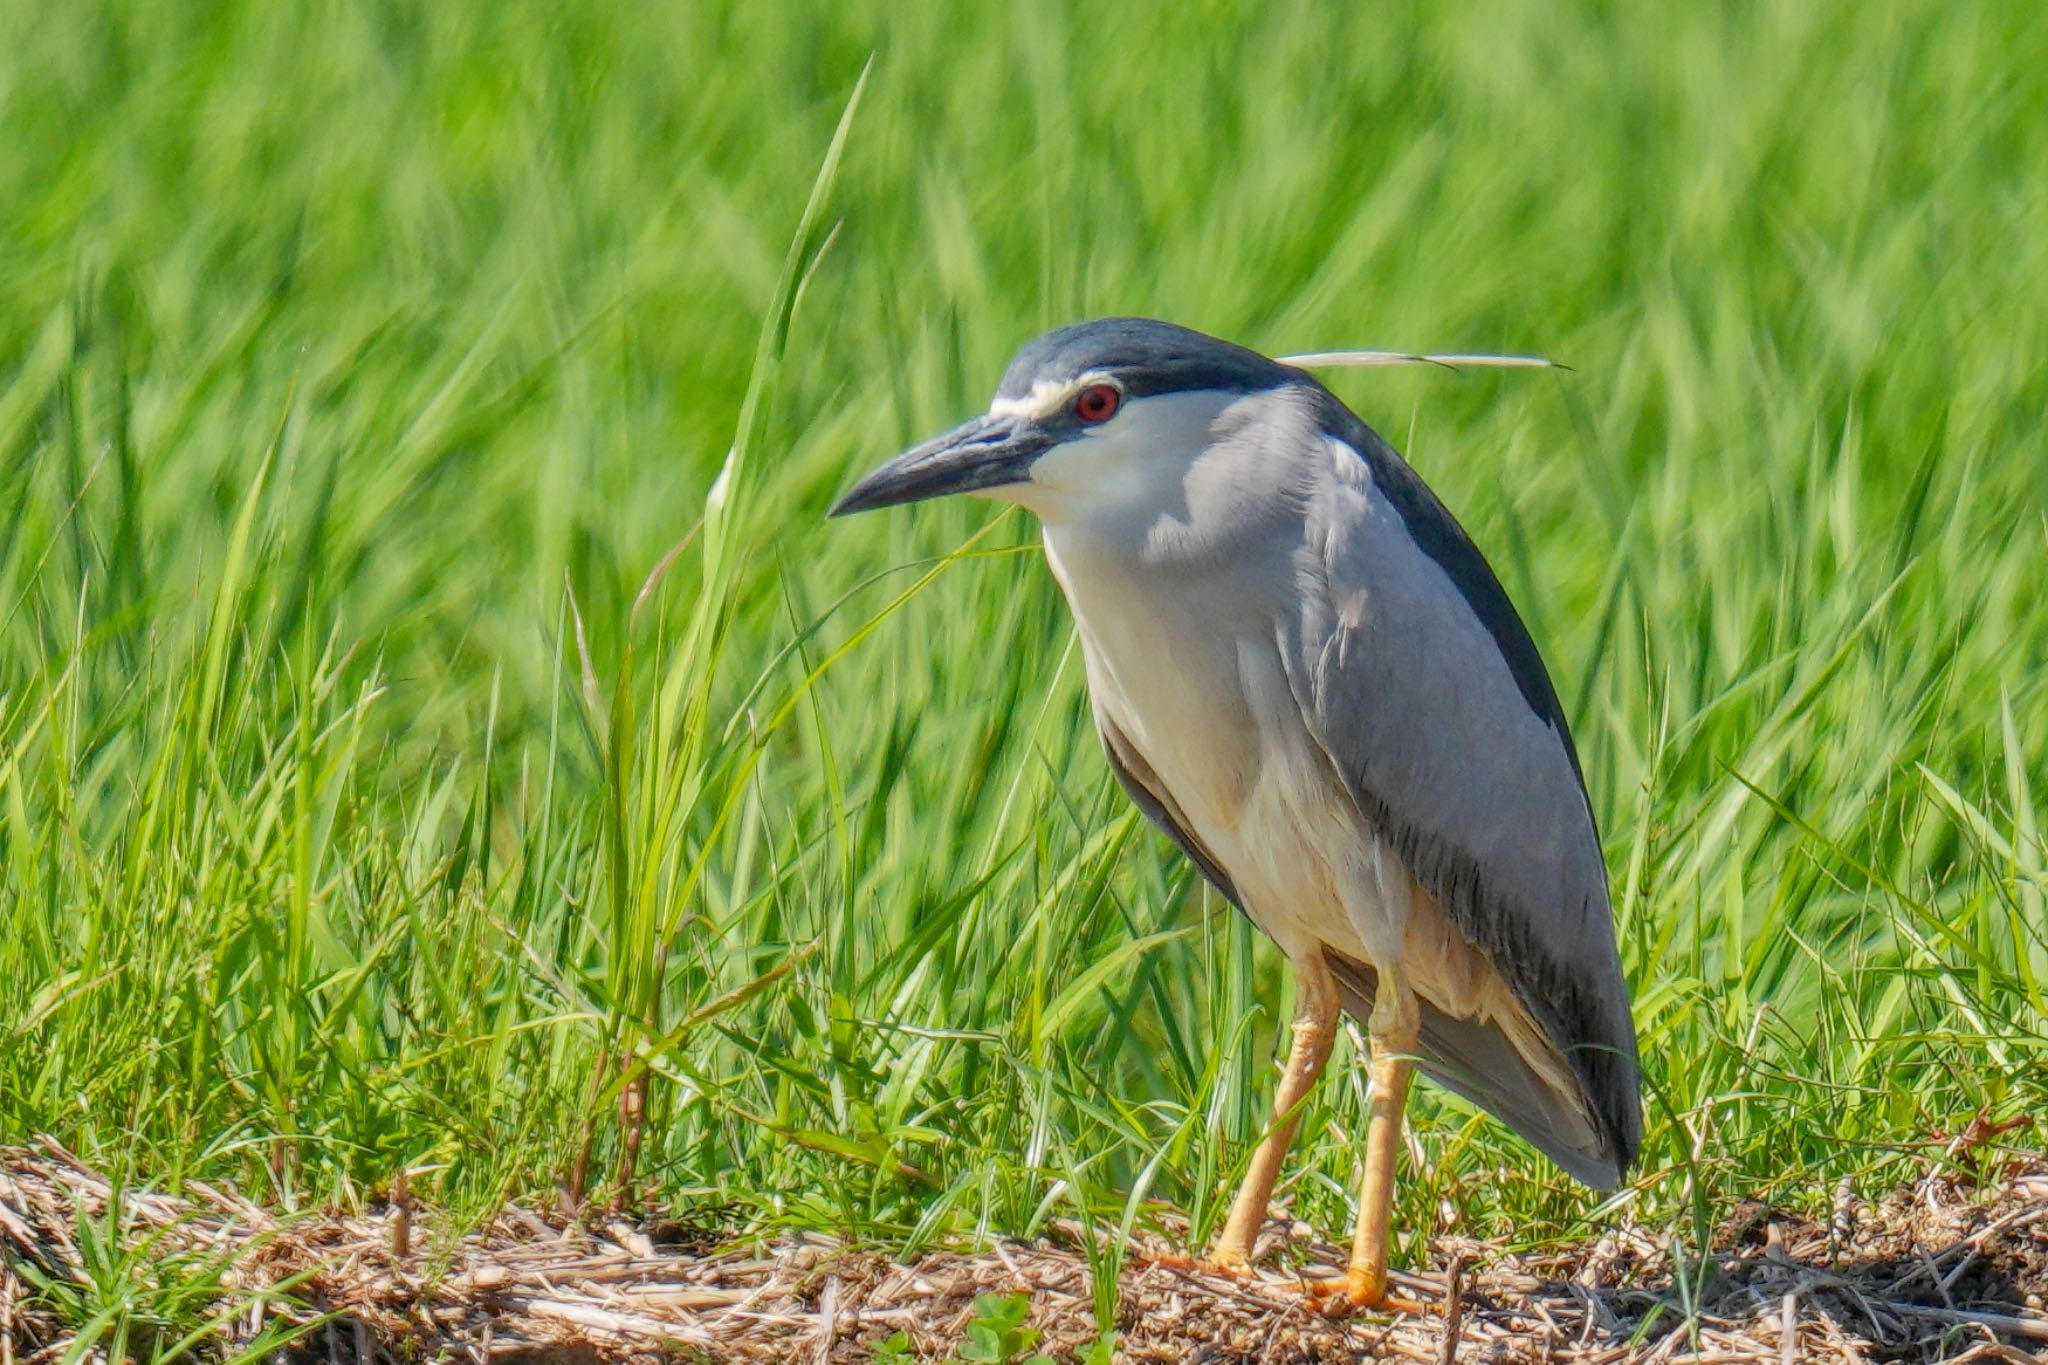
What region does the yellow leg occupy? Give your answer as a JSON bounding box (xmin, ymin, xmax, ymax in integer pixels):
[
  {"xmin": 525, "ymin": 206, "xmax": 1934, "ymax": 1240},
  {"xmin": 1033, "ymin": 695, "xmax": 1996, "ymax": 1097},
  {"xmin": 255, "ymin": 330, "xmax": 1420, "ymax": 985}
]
[
  {"xmin": 1342, "ymin": 967, "xmax": 1419, "ymax": 1307},
  {"xmin": 1205, "ymin": 954, "xmax": 1341, "ymax": 1271}
]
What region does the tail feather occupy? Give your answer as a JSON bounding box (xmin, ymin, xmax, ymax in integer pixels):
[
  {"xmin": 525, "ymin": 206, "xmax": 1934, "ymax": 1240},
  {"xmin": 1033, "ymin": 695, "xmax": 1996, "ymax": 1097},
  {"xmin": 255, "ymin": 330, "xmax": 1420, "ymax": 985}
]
[{"xmin": 1325, "ymin": 949, "xmax": 1627, "ymax": 1190}]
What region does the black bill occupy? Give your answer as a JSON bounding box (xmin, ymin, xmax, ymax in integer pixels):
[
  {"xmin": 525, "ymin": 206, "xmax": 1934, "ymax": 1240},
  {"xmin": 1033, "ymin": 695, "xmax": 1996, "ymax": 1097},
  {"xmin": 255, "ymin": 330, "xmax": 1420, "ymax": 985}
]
[{"xmin": 829, "ymin": 413, "xmax": 1051, "ymax": 517}]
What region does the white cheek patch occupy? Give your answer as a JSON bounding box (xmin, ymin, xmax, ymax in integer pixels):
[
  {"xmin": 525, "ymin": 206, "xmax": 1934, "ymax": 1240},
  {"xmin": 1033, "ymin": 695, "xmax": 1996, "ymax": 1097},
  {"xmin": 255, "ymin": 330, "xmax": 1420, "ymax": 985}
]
[{"xmin": 1027, "ymin": 428, "xmax": 1125, "ymax": 497}]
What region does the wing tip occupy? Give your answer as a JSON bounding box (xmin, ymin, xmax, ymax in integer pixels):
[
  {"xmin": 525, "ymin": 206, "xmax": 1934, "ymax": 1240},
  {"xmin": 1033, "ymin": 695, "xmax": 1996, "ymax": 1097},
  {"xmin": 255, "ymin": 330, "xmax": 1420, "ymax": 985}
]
[
  {"xmin": 1550, "ymin": 1140, "xmax": 1630, "ymax": 1191},
  {"xmin": 1324, "ymin": 947, "xmax": 1641, "ymax": 1193},
  {"xmin": 1518, "ymin": 1097, "xmax": 1637, "ymax": 1191}
]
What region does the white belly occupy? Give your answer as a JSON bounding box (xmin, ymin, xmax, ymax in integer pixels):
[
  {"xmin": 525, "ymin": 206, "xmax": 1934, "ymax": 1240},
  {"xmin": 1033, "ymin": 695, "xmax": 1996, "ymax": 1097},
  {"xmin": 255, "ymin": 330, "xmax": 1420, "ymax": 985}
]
[{"xmin": 1044, "ymin": 531, "xmax": 1506, "ymax": 1021}]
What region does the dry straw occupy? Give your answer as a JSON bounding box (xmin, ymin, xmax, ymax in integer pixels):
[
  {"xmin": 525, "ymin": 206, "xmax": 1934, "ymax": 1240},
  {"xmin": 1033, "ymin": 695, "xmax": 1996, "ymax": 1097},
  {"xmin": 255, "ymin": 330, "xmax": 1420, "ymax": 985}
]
[{"xmin": 3, "ymin": 1140, "xmax": 2043, "ymax": 1363}]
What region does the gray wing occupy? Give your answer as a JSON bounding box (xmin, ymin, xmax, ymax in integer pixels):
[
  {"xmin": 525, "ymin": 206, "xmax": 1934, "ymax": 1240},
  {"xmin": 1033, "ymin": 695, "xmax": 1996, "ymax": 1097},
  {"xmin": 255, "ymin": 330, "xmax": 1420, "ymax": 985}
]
[{"xmin": 1284, "ymin": 392, "xmax": 1641, "ymax": 1187}]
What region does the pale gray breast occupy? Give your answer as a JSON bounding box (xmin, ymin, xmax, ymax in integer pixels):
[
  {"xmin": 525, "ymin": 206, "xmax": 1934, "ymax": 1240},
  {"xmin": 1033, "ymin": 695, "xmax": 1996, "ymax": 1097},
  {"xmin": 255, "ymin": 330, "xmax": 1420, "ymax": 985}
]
[
  {"xmin": 1044, "ymin": 530, "xmax": 1267, "ymax": 824},
  {"xmin": 1039, "ymin": 389, "xmax": 1333, "ymax": 813},
  {"xmin": 1041, "ymin": 391, "xmax": 1403, "ymax": 963}
]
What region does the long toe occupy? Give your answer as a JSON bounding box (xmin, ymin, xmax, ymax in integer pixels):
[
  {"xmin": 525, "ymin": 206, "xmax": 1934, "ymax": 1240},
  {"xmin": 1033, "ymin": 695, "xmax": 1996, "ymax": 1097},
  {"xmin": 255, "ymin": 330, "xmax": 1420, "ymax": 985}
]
[
  {"xmin": 1299, "ymin": 1268, "xmax": 1431, "ymax": 1318},
  {"xmin": 1130, "ymin": 1247, "xmax": 1252, "ymax": 1279},
  {"xmin": 1199, "ymin": 1246, "xmax": 1254, "ymax": 1277}
]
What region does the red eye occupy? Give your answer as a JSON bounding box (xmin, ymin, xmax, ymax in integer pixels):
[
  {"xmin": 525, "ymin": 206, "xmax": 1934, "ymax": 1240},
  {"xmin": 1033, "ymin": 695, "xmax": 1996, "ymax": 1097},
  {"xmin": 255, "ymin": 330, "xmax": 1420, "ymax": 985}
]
[{"xmin": 1074, "ymin": 383, "xmax": 1121, "ymax": 423}]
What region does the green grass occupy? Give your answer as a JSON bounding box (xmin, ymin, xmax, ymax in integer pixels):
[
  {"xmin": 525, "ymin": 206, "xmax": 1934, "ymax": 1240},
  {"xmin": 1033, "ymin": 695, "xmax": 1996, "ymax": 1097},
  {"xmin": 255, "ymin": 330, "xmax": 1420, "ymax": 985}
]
[{"xmin": 3, "ymin": 0, "xmax": 2045, "ymax": 1336}]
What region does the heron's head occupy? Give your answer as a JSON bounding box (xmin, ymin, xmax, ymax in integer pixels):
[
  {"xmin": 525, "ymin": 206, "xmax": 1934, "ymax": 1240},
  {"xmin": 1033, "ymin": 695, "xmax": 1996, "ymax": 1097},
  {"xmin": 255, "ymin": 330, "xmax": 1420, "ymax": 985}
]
[{"xmin": 829, "ymin": 318, "xmax": 1309, "ymax": 525}]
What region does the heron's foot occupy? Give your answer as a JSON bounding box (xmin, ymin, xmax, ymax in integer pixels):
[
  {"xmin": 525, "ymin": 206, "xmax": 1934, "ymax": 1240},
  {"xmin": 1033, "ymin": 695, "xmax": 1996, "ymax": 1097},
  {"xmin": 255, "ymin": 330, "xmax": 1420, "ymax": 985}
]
[{"xmin": 1298, "ymin": 1267, "xmax": 1428, "ymax": 1317}]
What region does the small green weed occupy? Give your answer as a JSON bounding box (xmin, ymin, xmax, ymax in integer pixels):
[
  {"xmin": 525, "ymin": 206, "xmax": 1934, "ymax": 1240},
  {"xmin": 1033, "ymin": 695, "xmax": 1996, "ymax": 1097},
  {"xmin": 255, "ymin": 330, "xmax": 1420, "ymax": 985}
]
[{"xmin": 871, "ymin": 1292, "xmax": 1073, "ymax": 1365}]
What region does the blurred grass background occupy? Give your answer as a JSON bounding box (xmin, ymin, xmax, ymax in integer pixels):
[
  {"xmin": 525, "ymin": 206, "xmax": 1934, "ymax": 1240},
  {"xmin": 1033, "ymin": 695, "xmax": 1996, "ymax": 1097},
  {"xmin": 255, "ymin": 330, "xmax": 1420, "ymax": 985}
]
[{"xmin": 2, "ymin": 0, "xmax": 2045, "ymax": 1315}]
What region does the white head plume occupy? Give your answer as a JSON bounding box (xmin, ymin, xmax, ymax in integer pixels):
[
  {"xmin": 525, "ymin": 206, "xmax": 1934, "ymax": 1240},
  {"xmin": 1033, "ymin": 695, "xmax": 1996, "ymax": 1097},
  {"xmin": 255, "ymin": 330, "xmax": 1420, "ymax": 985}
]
[{"xmin": 1277, "ymin": 350, "xmax": 1560, "ymax": 371}]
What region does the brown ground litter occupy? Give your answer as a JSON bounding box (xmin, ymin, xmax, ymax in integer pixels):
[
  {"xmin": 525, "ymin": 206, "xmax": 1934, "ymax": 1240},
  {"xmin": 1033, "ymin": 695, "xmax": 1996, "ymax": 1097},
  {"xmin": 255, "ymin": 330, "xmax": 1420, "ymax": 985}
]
[{"xmin": 3, "ymin": 1140, "xmax": 2044, "ymax": 1363}]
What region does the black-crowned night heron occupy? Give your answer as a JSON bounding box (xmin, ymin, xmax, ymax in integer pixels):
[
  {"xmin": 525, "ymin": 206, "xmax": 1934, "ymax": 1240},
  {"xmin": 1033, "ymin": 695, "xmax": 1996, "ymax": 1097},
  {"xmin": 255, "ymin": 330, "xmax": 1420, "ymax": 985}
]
[{"xmin": 831, "ymin": 318, "xmax": 1640, "ymax": 1308}]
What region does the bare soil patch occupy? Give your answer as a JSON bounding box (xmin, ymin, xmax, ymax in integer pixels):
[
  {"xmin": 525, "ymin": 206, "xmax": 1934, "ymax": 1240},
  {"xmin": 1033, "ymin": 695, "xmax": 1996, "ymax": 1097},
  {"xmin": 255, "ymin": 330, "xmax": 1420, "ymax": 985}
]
[{"xmin": 3, "ymin": 1141, "xmax": 2044, "ymax": 1363}]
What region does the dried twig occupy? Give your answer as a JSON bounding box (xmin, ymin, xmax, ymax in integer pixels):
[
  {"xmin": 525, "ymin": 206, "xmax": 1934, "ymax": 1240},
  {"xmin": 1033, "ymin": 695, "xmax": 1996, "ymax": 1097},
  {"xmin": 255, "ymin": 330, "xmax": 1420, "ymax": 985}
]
[
  {"xmin": 1436, "ymin": 1255, "xmax": 1466, "ymax": 1365},
  {"xmin": 389, "ymin": 1167, "xmax": 411, "ymax": 1262},
  {"xmin": 1, "ymin": 1141, "xmax": 2044, "ymax": 1363},
  {"xmin": 1881, "ymin": 1300, "xmax": 2048, "ymax": 1343}
]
